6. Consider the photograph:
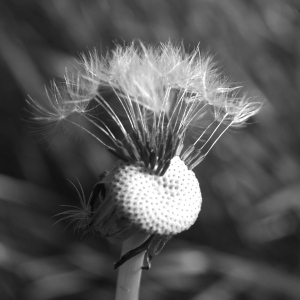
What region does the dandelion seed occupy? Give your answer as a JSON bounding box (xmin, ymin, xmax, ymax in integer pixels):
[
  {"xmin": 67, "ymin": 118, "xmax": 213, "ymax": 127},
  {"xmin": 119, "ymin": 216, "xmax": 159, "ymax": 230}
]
[
  {"xmin": 54, "ymin": 179, "xmax": 92, "ymax": 235},
  {"xmin": 29, "ymin": 41, "xmax": 261, "ymax": 269}
]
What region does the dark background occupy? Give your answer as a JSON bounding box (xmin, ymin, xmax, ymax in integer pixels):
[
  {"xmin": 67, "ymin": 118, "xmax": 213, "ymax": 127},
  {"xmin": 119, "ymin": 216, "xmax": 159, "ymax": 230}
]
[{"xmin": 1, "ymin": 1, "xmax": 300, "ymax": 299}]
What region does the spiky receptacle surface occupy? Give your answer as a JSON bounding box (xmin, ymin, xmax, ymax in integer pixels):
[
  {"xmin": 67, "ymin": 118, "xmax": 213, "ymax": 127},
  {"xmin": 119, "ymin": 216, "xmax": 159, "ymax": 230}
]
[{"xmin": 105, "ymin": 156, "xmax": 202, "ymax": 236}]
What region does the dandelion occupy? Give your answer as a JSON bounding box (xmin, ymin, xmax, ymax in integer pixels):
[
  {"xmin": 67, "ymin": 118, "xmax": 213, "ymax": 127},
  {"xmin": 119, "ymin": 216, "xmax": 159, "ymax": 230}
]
[{"xmin": 28, "ymin": 41, "xmax": 260, "ymax": 300}]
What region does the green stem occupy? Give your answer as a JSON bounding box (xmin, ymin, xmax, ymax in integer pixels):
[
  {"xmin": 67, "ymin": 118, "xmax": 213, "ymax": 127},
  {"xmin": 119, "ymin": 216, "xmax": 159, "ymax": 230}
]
[{"xmin": 115, "ymin": 232, "xmax": 149, "ymax": 300}]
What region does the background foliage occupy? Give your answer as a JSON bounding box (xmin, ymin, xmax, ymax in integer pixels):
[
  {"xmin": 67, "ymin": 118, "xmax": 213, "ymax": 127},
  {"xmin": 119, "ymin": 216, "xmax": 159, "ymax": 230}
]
[{"xmin": 0, "ymin": 1, "xmax": 300, "ymax": 299}]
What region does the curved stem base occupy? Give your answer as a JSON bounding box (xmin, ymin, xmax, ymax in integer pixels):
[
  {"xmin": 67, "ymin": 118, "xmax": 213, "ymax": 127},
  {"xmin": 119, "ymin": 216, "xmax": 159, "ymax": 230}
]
[{"xmin": 115, "ymin": 232, "xmax": 149, "ymax": 300}]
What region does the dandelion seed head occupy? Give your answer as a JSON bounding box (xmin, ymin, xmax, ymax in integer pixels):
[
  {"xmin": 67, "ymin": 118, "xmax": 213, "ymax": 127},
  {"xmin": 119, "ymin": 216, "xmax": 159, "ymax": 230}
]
[{"xmin": 32, "ymin": 41, "xmax": 260, "ymax": 240}]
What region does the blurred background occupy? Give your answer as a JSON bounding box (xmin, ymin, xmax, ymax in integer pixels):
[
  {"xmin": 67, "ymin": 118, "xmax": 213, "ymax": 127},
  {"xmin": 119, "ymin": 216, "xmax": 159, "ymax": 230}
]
[{"xmin": 0, "ymin": 0, "xmax": 300, "ymax": 299}]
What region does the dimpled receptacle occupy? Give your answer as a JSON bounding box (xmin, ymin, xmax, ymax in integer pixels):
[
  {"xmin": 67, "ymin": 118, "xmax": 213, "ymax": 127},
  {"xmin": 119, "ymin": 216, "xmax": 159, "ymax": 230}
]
[{"xmin": 106, "ymin": 156, "xmax": 202, "ymax": 236}]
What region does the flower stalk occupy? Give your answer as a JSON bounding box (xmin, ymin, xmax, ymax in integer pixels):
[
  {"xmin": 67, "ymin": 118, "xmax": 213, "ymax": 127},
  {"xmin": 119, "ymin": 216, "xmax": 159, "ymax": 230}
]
[{"xmin": 115, "ymin": 232, "xmax": 149, "ymax": 300}]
